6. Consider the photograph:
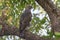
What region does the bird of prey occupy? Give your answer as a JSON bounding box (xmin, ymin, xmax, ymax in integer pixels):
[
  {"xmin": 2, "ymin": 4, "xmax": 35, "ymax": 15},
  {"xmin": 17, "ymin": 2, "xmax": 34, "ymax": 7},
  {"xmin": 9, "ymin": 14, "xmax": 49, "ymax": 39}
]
[{"xmin": 19, "ymin": 5, "xmax": 32, "ymax": 37}]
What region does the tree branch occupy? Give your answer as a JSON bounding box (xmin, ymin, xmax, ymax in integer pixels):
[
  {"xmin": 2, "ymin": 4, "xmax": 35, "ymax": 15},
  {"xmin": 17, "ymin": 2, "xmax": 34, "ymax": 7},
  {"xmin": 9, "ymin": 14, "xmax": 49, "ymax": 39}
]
[
  {"xmin": 0, "ymin": 18, "xmax": 52, "ymax": 40},
  {"xmin": 35, "ymin": 0, "xmax": 60, "ymax": 32}
]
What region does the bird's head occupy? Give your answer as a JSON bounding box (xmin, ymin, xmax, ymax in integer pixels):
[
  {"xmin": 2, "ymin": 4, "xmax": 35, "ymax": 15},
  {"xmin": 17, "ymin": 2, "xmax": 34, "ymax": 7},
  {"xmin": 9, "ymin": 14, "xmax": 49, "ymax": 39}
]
[{"xmin": 25, "ymin": 5, "xmax": 33, "ymax": 10}]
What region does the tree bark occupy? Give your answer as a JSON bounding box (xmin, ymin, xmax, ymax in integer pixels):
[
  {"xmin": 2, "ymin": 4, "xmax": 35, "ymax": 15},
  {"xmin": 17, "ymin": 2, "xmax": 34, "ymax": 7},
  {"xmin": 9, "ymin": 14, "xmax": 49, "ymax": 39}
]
[
  {"xmin": 35, "ymin": 0, "xmax": 60, "ymax": 32},
  {"xmin": 0, "ymin": 19, "xmax": 51, "ymax": 40}
]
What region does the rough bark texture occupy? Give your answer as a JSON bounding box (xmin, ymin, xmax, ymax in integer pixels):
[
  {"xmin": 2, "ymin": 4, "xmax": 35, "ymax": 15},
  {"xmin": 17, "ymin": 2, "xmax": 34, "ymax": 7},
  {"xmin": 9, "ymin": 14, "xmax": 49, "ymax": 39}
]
[{"xmin": 0, "ymin": 0, "xmax": 60, "ymax": 40}]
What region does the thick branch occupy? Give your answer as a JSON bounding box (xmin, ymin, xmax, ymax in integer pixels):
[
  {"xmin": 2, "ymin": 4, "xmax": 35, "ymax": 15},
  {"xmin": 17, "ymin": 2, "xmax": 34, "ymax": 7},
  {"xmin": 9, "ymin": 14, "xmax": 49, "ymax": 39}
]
[
  {"xmin": 35, "ymin": 0, "xmax": 60, "ymax": 32},
  {"xmin": 0, "ymin": 22, "xmax": 52, "ymax": 40}
]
